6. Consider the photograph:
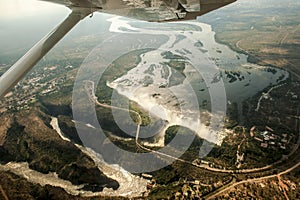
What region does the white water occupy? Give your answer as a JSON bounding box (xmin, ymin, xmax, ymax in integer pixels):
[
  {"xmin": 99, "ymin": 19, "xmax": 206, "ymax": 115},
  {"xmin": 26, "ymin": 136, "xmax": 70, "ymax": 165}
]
[
  {"xmin": 107, "ymin": 17, "xmax": 223, "ymax": 144},
  {"xmin": 50, "ymin": 117, "xmax": 71, "ymax": 142},
  {"xmin": 105, "ymin": 17, "xmax": 289, "ymax": 145}
]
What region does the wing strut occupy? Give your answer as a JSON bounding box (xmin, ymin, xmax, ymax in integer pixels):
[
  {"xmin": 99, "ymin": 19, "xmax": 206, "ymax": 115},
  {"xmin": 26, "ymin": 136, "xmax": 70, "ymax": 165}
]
[{"xmin": 0, "ymin": 8, "xmax": 93, "ymax": 98}]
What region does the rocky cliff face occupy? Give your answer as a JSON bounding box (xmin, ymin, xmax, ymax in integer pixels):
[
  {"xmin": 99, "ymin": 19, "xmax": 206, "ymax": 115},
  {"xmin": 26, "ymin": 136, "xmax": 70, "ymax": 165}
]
[
  {"xmin": 0, "ymin": 170, "xmax": 126, "ymax": 200},
  {"xmin": 0, "ymin": 108, "xmax": 119, "ymax": 194}
]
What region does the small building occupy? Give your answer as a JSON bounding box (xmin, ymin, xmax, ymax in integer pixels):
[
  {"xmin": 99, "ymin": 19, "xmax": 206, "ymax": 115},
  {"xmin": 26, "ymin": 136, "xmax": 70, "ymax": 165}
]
[
  {"xmin": 280, "ymin": 146, "xmax": 286, "ymax": 150},
  {"xmin": 261, "ymin": 143, "xmax": 268, "ymax": 148},
  {"xmin": 264, "ymin": 136, "xmax": 270, "ymax": 141},
  {"xmin": 201, "ymin": 160, "xmax": 210, "ymax": 165},
  {"xmin": 292, "ymin": 95, "xmax": 298, "ymax": 100},
  {"xmin": 261, "ymin": 131, "xmax": 268, "ymax": 136},
  {"xmin": 269, "ymin": 141, "xmax": 275, "ymax": 145},
  {"xmin": 254, "ymin": 137, "xmax": 263, "ymax": 142},
  {"xmin": 281, "ymin": 139, "xmax": 288, "ymax": 143},
  {"xmin": 265, "ymin": 126, "xmax": 274, "ymax": 132},
  {"xmin": 141, "ymin": 173, "xmax": 153, "ymax": 179},
  {"xmin": 271, "ymin": 134, "xmax": 278, "ymax": 139}
]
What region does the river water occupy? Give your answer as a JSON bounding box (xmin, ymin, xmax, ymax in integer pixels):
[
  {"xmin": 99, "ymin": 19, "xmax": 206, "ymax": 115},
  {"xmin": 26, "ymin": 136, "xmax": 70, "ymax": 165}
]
[
  {"xmin": 50, "ymin": 117, "xmax": 148, "ymax": 197},
  {"xmin": 103, "ymin": 17, "xmax": 289, "ymax": 144},
  {"xmin": 108, "ymin": 17, "xmax": 289, "ymax": 103}
]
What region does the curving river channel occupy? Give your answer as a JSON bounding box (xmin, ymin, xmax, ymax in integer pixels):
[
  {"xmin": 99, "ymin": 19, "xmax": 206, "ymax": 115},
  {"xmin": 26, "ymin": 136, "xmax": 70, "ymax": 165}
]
[{"xmin": 103, "ymin": 16, "xmax": 289, "ymax": 144}]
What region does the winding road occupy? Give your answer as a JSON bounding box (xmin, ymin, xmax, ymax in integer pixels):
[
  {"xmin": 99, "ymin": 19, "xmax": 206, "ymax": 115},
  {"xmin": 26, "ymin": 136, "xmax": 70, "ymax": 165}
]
[
  {"xmin": 86, "ymin": 80, "xmax": 300, "ymax": 172},
  {"xmin": 205, "ymin": 161, "xmax": 300, "ymax": 199},
  {"xmin": 85, "ymin": 80, "xmax": 197, "ymax": 166},
  {"xmin": 85, "ymin": 79, "xmax": 300, "ymax": 198}
]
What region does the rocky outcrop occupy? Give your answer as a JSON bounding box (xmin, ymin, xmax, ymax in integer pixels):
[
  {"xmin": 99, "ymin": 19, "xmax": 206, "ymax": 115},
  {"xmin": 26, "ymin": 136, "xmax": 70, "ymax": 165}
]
[
  {"xmin": 0, "ymin": 114, "xmax": 12, "ymax": 146},
  {"xmin": 0, "ymin": 109, "xmax": 119, "ymax": 192}
]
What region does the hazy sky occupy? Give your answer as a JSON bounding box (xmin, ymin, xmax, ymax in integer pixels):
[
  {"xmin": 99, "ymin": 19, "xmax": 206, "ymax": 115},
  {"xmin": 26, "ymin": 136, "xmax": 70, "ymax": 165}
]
[
  {"xmin": 0, "ymin": 0, "xmax": 111, "ymax": 58},
  {"xmin": 0, "ymin": 0, "xmax": 68, "ymax": 19},
  {"xmin": 1, "ymin": 0, "xmax": 298, "ymax": 60}
]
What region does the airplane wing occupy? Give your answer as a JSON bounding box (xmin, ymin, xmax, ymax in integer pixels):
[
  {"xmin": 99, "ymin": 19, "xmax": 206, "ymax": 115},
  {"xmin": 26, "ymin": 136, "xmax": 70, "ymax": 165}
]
[
  {"xmin": 42, "ymin": 0, "xmax": 236, "ymax": 22},
  {"xmin": 0, "ymin": 0, "xmax": 236, "ymax": 98}
]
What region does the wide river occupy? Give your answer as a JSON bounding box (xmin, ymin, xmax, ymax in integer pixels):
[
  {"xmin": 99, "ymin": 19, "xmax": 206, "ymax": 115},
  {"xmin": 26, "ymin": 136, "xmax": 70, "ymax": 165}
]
[
  {"xmin": 74, "ymin": 16, "xmax": 289, "ymax": 145},
  {"xmin": 71, "ymin": 14, "xmax": 291, "ymax": 174},
  {"xmin": 102, "ymin": 16, "xmax": 289, "ymax": 145}
]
